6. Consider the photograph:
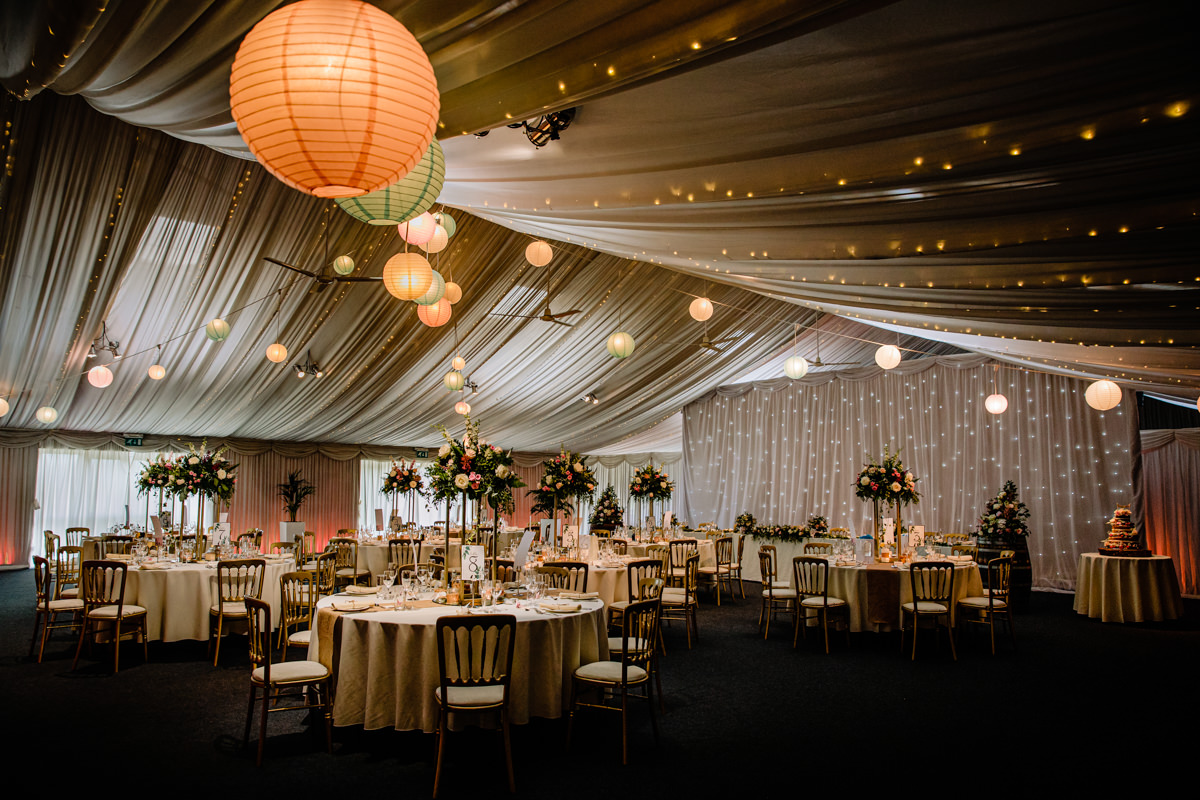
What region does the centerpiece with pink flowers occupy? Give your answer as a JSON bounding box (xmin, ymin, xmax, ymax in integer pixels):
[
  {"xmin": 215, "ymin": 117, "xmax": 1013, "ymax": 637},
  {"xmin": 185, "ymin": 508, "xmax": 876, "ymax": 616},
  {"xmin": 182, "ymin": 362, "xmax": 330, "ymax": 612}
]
[
  {"xmin": 629, "ymin": 463, "xmax": 674, "ymax": 528},
  {"xmin": 382, "ymin": 460, "xmax": 425, "ymax": 527},
  {"xmin": 425, "ymin": 416, "xmax": 522, "ymax": 542},
  {"xmin": 853, "ymin": 445, "xmax": 919, "ymax": 552},
  {"xmin": 530, "ymin": 449, "xmax": 596, "ymax": 546}
]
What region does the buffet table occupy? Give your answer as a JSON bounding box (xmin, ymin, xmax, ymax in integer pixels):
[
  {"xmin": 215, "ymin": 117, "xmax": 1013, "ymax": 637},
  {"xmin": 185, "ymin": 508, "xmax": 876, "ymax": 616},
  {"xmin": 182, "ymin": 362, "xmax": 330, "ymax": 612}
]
[
  {"xmin": 309, "ymin": 595, "xmax": 608, "ymax": 732},
  {"xmin": 1074, "ymin": 553, "xmax": 1183, "ymax": 623}
]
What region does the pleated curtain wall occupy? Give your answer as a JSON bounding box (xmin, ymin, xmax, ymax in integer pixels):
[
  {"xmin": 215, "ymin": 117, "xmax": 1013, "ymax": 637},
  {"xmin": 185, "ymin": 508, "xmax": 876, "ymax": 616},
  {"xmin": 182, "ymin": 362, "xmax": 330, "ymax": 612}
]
[
  {"xmin": 678, "ymin": 354, "xmax": 1140, "ymax": 591},
  {"xmin": 1140, "ymin": 430, "xmax": 1200, "ymax": 595}
]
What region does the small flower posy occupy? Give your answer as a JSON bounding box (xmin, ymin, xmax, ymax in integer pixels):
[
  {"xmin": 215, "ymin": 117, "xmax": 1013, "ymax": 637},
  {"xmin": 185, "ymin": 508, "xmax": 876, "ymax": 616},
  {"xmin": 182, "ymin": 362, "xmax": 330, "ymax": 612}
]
[{"xmin": 976, "ymin": 480, "xmax": 1031, "ymax": 538}]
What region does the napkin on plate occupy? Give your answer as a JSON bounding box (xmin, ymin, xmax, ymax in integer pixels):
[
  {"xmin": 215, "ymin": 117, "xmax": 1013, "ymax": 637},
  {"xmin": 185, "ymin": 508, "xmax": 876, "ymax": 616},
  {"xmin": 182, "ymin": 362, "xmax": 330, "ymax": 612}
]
[
  {"xmin": 558, "ymin": 591, "xmax": 600, "ymax": 600},
  {"xmin": 331, "ymin": 598, "xmax": 373, "ymax": 612},
  {"xmin": 539, "ymin": 600, "xmax": 582, "ymax": 613},
  {"xmin": 138, "ymin": 562, "xmax": 172, "ymax": 570},
  {"xmin": 344, "ymin": 585, "xmax": 378, "ymax": 596}
]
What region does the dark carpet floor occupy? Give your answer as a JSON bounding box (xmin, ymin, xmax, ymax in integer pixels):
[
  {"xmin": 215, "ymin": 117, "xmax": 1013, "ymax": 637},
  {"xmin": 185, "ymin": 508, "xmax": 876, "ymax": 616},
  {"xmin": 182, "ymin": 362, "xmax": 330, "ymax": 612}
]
[{"xmin": 2, "ymin": 569, "xmax": 1197, "ymax": 795}]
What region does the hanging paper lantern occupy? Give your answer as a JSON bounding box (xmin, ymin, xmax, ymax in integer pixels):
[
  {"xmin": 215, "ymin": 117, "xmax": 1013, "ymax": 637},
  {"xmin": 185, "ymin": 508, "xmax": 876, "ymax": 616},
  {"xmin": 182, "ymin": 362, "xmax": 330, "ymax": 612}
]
[
  {"xmin": 332, "ymin": 255, "xmax": 356, "ymax": 275},
  {"xmin": 382, "ymin": 252, "xmax": 433, "ymax": 300},
  {"xmin": 443, "ymin": 282, "xmax": 463, "ymax": 304},
  {"xmin": 434, "ymin": 211, "xmax": 456, "ymax": 238},
  {"xmin": 1085, "ymin": 379, "xmax": 1122, "ymax": 411},
  {"xmin": 335, "ymin": 139, "xmax": 445, "ymax": 224},
  {"xmin": 1196, "ymin": 396, "xmax": 1200, "ymax": 414},
  {"xmin": 606, "ymin": 331, "xmax": 635, "ymax": 359},
  {"xmin": 420, "ymin": 225, "xmax": 448, "ymax": 254},
  {"xmin": 444, "ymin": 370, "xmax": 465, "ymax": 391},
  {"xmin": 228, "ymin": 0, "xmax": 440, "ymax": 198},
  {"xmin": 414, "ymin": 270, "xmax": 446, "ymax": 305},
  {"xmin": 985, "ymin": 393, "xmax": 1009, "ymax": 415},
  {"xmin": 525, "ymin": 240, "xmax": 553, "ymax": 266},
  {"xmin": 784, "ymin": 356, "xmax": 809, "ymax": 380},
  {"xmin": 417, "ymin": 298, "xmax": 452, "ymax": 327},
  {"xmin": 206, "ymin": 318, "xmax": 231, "ymax": 341},
  {"xmin": 689, "ymin": 297, "xmax": 714, "ymax": 322},
  {"xmin": 451, "ymin": 355, "xmax": 466, "ymax": 371},
  {"xmin": 397, "ymin": 212, "xmax": 437, "ymax": 245},
  {"xmin": 875, "ymin": 344, "xmax": 901, "ymax": 370},
  {"xmin": 148, "ymin": 364, "xmax": 166, "ymax": 381},
  {"xmin": 0, "ymin": 397, "xmax": 9, "ymax": 417},
  {"xmin": 454, "ymin": 400, "xmax": 471, "ymax": 415},
  {"xmin": 266, "ymin": 343, "xmax": 289, "ymax": 363},
  {"xmin": 36, "ymin": 406, "xmax": 58, "ymax": 424},
  {"xmin": 87, "ymin": 365, "xmax": 113, "ymax": 388}
]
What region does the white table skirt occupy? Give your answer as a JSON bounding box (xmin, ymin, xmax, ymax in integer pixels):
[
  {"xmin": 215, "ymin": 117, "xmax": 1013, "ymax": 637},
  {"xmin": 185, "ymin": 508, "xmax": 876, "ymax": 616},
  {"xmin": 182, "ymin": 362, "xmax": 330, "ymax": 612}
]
[
  {"xmin": 626, "ymin": 539, "xmax": 716, "ymax": 568},
  {"xmin": 1073, "ymin": 553, "xmax": 1183, "ymax": 623},
  {"xmin": 309, "ymin": 597, "xmax": 608, "ymax": 732},
  {"xmin": 118, "ymin": 558, "xmax": 292, "ymax": 642},
  {"xmin": 356, "ymin": 540, "xmax": 453, "ymax": 579}
]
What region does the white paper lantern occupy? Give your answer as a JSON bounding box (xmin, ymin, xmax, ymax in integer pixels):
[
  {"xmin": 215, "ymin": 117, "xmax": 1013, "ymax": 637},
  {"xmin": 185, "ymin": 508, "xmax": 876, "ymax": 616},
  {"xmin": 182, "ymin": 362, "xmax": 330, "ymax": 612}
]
[
  {"xmin": 0, "ymin": 397, "xmax": 9, "ymax": 417},
  {"xmin": 332, "ymin": 255, "xmax": 355, "ymax": 275},
  {"xmin": 87, "ymin": 364, "xmax": 113, "ymax": 388},
  {"xmin": 606, "ymin": 331, "xmax": 635, "ymax": 359},
  {"xmin": 689, "ymin": 297, "xmax": 714, "ymax": 322},
  {"xmin": 414, "ymin": 270, "xmax": 446, "ymax": 305},
  {"xmin": 382, "ymin": 252, "xmax": 433, "ymax": 300},
  {"xmin": 525, "ymin": 240, "xmax": 553, "ymax": 266},
  {"xmin": 36, "ymin": 406, "xmax": 58, "ymax": 424},
  {"xmin": 206, "ymin": 318, "xmax": 231, "ymax": 341},
  {"xmin": 454, "ymin": 400, "xmax": 471, "ymax": 415},
  {"xmin": 875, "ymin": 344, "xmax": 901, "ymax": 370},
  {"xmin": 985, "ymin": 393, "xmax": 1009, "ymax": 415},
  {"xmin": 1085, "ymin": 379, "xmax": 1122, "ymax": 411},
  {"xmin": 397, "ymin": 212, "xmax": 437, "ymax": 245},
  {"xmin": 451, "ymin": 356, "xmax": 466, "ymax": 371},
  {"xmin": 784, "ymin": 356, "xmax": 809, "ymax": 380},
  {"xmin": 443, "ymin": 282, "xmax": 463, "ymax": 304},
  {"xmin": 420, "ymin": 225, "xmax": 448, "ymax": 254},
  {"xmin": 266, "ymin": 343, "xmax": 288, "ymax": 363},
  {"xmin": 417, "ymin": 297, "xmax": 452, "ymax": 327},
  {"xmin": 148, "ymin": 364, "xmax": 166, "ymax": 381},
  {"xmin": 444, "ymin": 370, "xmax": 465, "ymax": 391}
]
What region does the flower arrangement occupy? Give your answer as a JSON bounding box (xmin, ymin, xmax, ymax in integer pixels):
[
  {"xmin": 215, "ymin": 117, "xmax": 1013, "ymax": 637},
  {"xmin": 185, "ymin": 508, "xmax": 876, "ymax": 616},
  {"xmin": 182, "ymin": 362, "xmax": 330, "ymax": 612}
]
[
  {"xmin": 136, "ymin": 455, "xmax": 174, "ymax": 496},
  {"xmin": 976, "ymin": 480, "xmax": 1031, "ymax": 539},
  {"xmin": 425, "ymin": 416, "xmax": 523, "ymax": 514},
  {"xmin": 589, "ymin": 485, "xmax": 624, "ymax": 527},
  {"xmin": 854, "ymin": 445, "xmax": 919, "ymax": 507},
  {"xmin": 805, "ymin": 515, "xmax": 830, "ymax": 537},
  {"xmin": 164, "ymin": 441, "xmax": 237, "ymax": 501},
  {"xmin": 382, "ymin": 460, "xmax": 425, "ymax": 497},
  {"xmin": 629, "ymin": 463, "xmax": 673, "ymax": 501},
  {"xmin": 750, "ymin": 523, "xmax": 808, "ymax": 543},
  {"xmin": 529, "ymin": 449, "xmax": 595, "ymax": 524},
  {"xmin": 734, "ymin": 512, "xmax": 756, "ymax": 532}
]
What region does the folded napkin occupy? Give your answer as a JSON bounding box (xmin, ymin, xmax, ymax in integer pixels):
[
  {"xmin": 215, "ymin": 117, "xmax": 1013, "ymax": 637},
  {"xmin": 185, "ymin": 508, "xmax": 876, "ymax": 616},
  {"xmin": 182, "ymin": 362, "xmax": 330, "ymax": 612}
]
[
  {"xmin": 539, "ymin": 600, "xmax": 582, "ymax": 612},
  {"xmin": 559, "ymin": 591, "xmax": 600, "ymax": 600},
  {"xmin": 107, "ymin": 553, "xmax": 134, "ymax": 561},
  {"xmin": 948, "ymin": 555, "xmax": 974, "ymax": 563},
  {"xmin": 344, "ymin": 585, "xmax": 378, "ymax": 596},
  {"xmin": 330, "ymin": 598, "xmax": 373, "ymax": 612},
  {"xmin": 138, "ymin": 562, "xmax": 172, "ymax": 570}
]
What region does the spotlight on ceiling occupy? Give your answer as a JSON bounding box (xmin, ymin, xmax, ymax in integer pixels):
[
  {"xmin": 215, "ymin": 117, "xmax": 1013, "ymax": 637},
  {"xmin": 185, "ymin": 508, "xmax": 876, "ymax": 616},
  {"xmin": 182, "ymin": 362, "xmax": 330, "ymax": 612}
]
[
  {"xmin": 580, "ymin": 392, "xmax": 599, "ymax": 405},
  {"xmin": 89, "ymin": 321, "xmax": 120, "ymax": 360},
  {"xmin": 293, "ymin": 352, "xmax": 324, "ymax": 379},
  {"xmin": 501, "ymin": 108, "xmax": 577, "ymax": 147}
]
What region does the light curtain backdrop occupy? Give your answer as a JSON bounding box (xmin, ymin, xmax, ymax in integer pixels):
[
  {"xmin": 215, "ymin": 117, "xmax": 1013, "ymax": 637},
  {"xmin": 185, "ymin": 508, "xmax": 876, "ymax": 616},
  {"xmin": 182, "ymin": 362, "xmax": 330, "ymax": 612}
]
[{"xmin": 678, "ymin": 354, "xmax": 1136, "ymax": 591}]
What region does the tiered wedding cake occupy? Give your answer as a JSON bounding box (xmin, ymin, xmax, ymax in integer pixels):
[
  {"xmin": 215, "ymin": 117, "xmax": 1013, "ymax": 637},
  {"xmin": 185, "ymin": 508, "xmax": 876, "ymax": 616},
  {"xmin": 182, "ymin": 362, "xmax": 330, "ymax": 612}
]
[{"xmin": 1098, "ymin": 505, "xmax": 1149, "ymax": 557}]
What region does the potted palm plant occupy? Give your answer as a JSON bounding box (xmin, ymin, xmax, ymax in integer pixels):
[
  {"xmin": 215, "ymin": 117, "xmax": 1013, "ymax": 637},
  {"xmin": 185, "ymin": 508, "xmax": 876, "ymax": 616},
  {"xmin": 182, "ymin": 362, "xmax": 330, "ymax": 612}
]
[{"xmin": 278, "ymin": 469, "xmax": 315, "ymax": 543}]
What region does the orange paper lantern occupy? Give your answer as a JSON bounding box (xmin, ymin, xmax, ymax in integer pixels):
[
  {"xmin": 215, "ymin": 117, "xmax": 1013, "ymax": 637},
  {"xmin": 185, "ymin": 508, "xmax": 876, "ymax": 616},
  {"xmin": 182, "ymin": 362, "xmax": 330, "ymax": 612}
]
[
  {"xmin": 229, "ymin": 0, "xmax": 440, "ymax": 198},
  {"xmin": 382, "ymin": 252, "xmax": 433, "ymax": 300},
  {"xmin": 417, "ymin": 298, "xmax": 452, "ymax": 327}
]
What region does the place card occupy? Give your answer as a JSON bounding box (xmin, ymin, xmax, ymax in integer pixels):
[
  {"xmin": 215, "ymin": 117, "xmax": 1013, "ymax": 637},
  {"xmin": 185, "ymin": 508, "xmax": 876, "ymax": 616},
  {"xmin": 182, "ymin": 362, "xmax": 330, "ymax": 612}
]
[{"xmin": 461, "ymin": 544, "xmax": 486, "ymax": 581}]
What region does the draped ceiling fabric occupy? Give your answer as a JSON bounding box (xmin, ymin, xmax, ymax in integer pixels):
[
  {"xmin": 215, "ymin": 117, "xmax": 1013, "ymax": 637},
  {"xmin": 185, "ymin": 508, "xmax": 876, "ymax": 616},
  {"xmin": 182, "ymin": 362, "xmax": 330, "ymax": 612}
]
[{"xmin": 679, "ymin": 354, "xmax": 1136, "ymax": 591}]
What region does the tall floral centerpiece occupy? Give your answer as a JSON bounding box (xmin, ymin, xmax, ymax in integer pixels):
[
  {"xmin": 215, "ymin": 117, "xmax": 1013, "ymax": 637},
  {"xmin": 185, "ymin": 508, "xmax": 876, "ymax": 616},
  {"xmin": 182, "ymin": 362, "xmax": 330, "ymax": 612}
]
[
  {"xmin": 482, "ymin": 446, "xmax": 525, "ymax": 533},
  {"xmin": 530, "ymin": 449, "xmax": 596, "ymax": 546},
  {"xmin": 976, "ymin": 480, "xmax": 1030, "ymax": 541},
  {"xmin": 382, "ymin": 460, "xmax": 425, "ymax": 526},
  {"xmin": 136, "ymin": 455, "xmax": 174, "ymax": 531},
  {"xmin": 167, "ymin": 442, "xmax": 237, "ymax": 548},
  {"xmin": 854, "ymin": 446, "xmax": 918, "ymax": 552},
  {"xmin": 425, "ymin": 416, "xmax": 518, "ymax": 544},
  {"xmin": 629, "ymin": 463, "xmax": 674, "ymax": 528},
  {"xmin": 589, "ymin": 485, "xmax": 624, "ymax": 529}
]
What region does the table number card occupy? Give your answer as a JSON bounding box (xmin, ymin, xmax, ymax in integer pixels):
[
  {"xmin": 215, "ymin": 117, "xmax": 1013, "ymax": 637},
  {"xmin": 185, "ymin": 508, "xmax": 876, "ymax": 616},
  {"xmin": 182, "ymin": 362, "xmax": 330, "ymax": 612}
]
[
  {"xmin": 211, "ymin": 522, "xmax": 231, "ymax": 546},
  {"xmin": 563, "ymin": 525, "xmax": 578, "ymax": 549},
  {"xmin": 910, "ymin": 525, "xmax": 925, "ymax": 548},
  {"xmin": 461, "ymin": 545, "xmax": 486, "ymax": 581}
]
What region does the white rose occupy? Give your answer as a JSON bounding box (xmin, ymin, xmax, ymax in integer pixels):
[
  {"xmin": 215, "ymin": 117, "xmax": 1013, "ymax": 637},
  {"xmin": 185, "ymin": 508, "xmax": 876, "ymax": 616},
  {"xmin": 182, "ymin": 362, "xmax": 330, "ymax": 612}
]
[
  {"xmin": 634, "ymin": 477, "xmax": 641, "ymax": 484},
  {"xmin": 660, "ymin": 481, "xmax": 667, "ymax": 489},
  {"xmin": 860, "ymin": 476, "xmax": 870, "ymax": 486},
  {"xmin": 905, "ymin": 472, "xmax": 913, "ymax": 481},
  {"xmin": 555, "ymin": 482, "xmax": 563, "ymax": 489},
  {"xmin": 496, "ymin": 465, "xmax": 510, "ymax": 479},
  {"xmin": 573, "ymin": 462, "xmax": 583, "ymax": 472},
  {"xmin": 454, "ymin": 474, "xmax": 469, "ymax": 489},
  {"xmin": 465, "ymin": 448, "xmax": 476, "ymax": 458},
  {"xmin": 890, "ymin": 482, "xmax": 901, "ymax": 493},
  {"xmin": 217, "ymin": 469, "xmax": 227, "ymax": 479},
  {"xmin": 993, "ymin": 503, "xmax": 1002, "ymax": 510},
  {"xmin": 439, "ymin": 444, "xmax": 451, "ymax": 458},
  {"xmin": 188, "ymin": 456, "xmax": 199, "ymax": 465}
]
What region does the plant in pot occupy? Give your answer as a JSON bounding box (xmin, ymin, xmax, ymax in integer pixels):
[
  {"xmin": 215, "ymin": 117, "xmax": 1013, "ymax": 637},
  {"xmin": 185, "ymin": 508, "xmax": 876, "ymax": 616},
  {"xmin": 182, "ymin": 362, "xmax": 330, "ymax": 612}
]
[{"xmin": 278, "ymin": 470, "xmax": 315, "ymax": 544}]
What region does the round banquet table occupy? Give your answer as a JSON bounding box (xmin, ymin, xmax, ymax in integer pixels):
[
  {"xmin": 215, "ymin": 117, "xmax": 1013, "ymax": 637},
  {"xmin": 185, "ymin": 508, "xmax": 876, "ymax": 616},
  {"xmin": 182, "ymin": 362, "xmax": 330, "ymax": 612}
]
[
  {"xmin": 817, "ymin": 560, "xmax": 983, "ymax": 632},
  {"xmin": 626, "ymin": 539, "xmax": 716, "ymax": 568},
  {"xmin": 356, "ymin": 539, "xmax": 453, "ymax": 579},
  {"xmin": 1073, "ymin": 553, "xmax": 1183, "ymax": 623},
  {"xmin": 111, "ymin": 556, "xmax": 292, "ymax": 642},
  {"xmin": 309, "ymin": 594, "xmax": 608, "ymax": 732}
]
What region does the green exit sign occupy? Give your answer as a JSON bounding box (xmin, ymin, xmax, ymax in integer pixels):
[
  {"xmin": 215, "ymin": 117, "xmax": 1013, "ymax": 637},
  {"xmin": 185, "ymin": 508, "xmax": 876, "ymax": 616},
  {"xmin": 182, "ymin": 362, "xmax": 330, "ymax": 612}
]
[
  {"xmin": 123, "ymin": 436, "xmax": 143, "ymax": 447},
  {"xmin": 415, "ymin": 449, "xmax": 429, "ymax": 458}
]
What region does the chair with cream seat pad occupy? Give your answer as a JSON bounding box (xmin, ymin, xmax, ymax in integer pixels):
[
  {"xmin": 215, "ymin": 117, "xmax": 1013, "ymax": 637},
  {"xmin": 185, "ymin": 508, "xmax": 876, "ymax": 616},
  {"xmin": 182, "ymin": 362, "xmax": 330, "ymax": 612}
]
[
  {"xmin": 330, "ymin": 536, "xmax": 369, "ymax": 588},
  {"xmin": 698, "ymin": 535, "xmax": 736, "ymax": 605},
  {"xmin": 900, "ymin": 561, "xmax": 957, "ymax": 661},
  {"xmin": 72, "ymin": 559, "xmax": 147, "ymax": 673},
  {"xmin": 803, "ymin": 542, "xmax": 832, "ymax": 555},
  {"xmin": 957, "ymin": 557, "xmax": 1016, "ymax": 655},
  {"xmin": 55, "ymin": 545, "xmax": 83, "ymax": 599},
  {"xmin": 661, "ymin": 552, "xmax": 700, "ymax": 648},
  {"xmin": 31, "ymin": 555, "xmax": 84, "ymax": 662},
  {"xmin": 608, "ymin": 558, "xmax": 663, "ymax": 633},
  {"xmin": 432, "ymin": 613, "xmax": 517, "ymax": 797},
  {"xmin": 209, "ymin": 558, "xmax": 266, "ymax": 665},
  {"xmin": 277, "ymin": 570, "xmax": 316, "ymax": 653},
  {"xmin": 242, "ymin": 597, "xmax": 332, "ymax": 766},
  {"xmin": 537, "ymin": 560, "xmax": 589, "ymax": 593},
  {"xmin": 758, "ymin": 547, "xmax": 797, "ymax": 638},
  {"xmin": 792, "ymin": 556, "xmax": 849, "ymax": 654}
]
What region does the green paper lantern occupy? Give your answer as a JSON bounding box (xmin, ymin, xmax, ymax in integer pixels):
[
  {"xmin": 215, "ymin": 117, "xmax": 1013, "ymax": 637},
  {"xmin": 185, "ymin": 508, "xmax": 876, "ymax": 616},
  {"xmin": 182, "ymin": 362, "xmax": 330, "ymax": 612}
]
[{"xmin": 335, "ymin": 139, "xmax": 445, "ymax": 225}]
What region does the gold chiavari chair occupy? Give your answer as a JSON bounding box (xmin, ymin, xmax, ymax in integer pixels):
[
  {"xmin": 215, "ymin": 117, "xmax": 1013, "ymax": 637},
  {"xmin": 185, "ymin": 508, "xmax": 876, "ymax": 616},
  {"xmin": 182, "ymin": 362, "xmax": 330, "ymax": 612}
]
[
  {"xmin": 611, "ymin": 538, "xmax": 629, "ymax": 555},
  {"xmin": 55, "ymin": 545, "xmax": 83, "ymax": 599},
  {"xmin": 537, "ymin": 561, "xmax": 589, "ymax": 593},
  {"xmin": 729, "ymin": 534, "xmax": 746, "ymax": 598},
  {"xmin": 298, "ymin": 531, "xmax": 318, "ymax": 568},
  {"xmin": 209, "ymin": 558, "xmax": 266, "ymax": 666},
  {"xmin": 31, "ymin": 556, "xmax": 84, "ymax": 662},
  {"xmin": 608, "ymin": 558, "xmax": 664, "ymax": 633},
  {"xmin": 758, "ymin": 547, "xmax": 796, "ymax": 639},
  {"xmin": 957, "ymin": 557, "xmax": 1016, "ymax": 655},
  {"xmin": 73, "ymin": 560, "xmax": 148, "ymax": 673},
  {"xmin": 313, "ymin": 551, "xmax": 338, "ymax": 598},
  {"xmin": 238, "ymin": 529, "xmax": 263, "ymax": 551},
  {"xmin": 698, "ymin": 536, "xmax": 736, "ymax": 605},
  {"xmin": 433, "ymin": 614, "xmax": 516, "ymax": 797},
  {"xmin": 667, "ymin": 538, "xmax": 698, "ymax": 588},
  {"xmin": 277, "ymin": 570, "xmax": 316, "ymax": 653},
  {"xmin": 330, "ymin": 536, "xmax": 368, "ymax": 588},
  {"xmin": 803, "ymin": 541, "xmax": 833, "ymax": 555},
  {"xmin": 65, "ymin": 527, "xmax": 88, "ymax": 548},
  {"xmin": 44, "ymin": 531, "xmax": 59, "ymax": 564},
  {"xmin": 793, "ymin": 556, "xmax": 849, "ymax": 654},
  {"xmin": 661, "ymin": 553, "xmax": 700, "ymax": 649},
  {"xmin": 243, "ymin": 598, "xmax": 332, "ymax": 766},
  {"xmin": 388, "ymin": 535, "xmax": 423, "ymax": 567},
  {"xmin": 900, "ymin": 561, "xmax": 957, "ymax": 661},
  {"xmin": 99, "ymin": 534, "xmax": 134, "ymax": 557},
  {"xmin": 950, "ymin": 544, "xmax": 978, "ymax": 560}
]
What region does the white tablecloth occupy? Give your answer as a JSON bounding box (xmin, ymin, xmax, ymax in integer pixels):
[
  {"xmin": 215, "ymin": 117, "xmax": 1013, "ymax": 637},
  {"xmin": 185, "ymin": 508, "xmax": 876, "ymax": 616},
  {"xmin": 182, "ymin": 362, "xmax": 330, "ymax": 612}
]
[
  {"xmin": 118, "ymin": 558, "xmax": 292, "ymax": 642},
  {"xmin": 309, "ymin": 596, "xmax": 608, "ymax": 732},
  {"xmin": 626, "ymin": 539, "xmax": 716, "ymax": 568},
  {"xmin": 356, "ymin": 540, "xmax": 451, "ymax": 578},
  {"xmin": 1073, "ymin": 553, "xmax": 1183, "ymax": 623}
]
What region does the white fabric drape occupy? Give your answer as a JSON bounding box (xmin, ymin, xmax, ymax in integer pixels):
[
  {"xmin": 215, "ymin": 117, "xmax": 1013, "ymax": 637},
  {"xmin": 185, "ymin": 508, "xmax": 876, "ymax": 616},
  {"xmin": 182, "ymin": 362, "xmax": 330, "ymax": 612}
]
[
  {"xmin": 1140, "ymin": 429, "xmax": 1200, "ymax": 596},
  {"xmin": 678, "ymin": 354, "xmax": 1136, "ymax": 590}
]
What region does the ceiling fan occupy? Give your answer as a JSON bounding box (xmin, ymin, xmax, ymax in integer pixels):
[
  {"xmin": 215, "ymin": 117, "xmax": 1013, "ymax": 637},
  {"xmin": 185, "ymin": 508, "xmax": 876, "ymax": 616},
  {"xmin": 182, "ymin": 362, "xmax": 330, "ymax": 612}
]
[
  {"xmin": 490, "ymin": 267, "xmax": 581, "ymax": 326},
  {"xmin": 808, "ymin": 331, "xmax": 860, "ymax": 368},
  {"xmin": 263, "ymin": 256, "xmax": 381, "ymax": 293},
  {"xmin": 670, "ymin": 321, "xmax": 739, "ymax": 354}
]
